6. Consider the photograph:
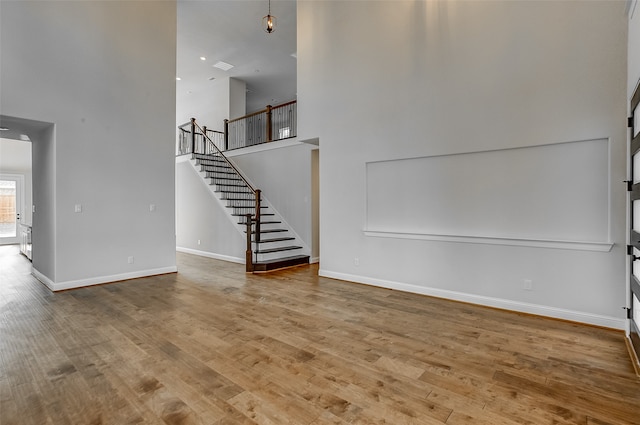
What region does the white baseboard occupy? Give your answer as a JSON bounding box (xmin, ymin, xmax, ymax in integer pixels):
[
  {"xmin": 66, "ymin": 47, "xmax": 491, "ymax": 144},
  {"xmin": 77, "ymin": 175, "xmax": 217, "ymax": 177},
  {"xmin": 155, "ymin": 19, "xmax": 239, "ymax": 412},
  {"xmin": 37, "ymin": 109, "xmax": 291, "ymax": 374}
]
[
  {"xmin": 318, "ymin": 269, "xmax": 625, "ymax": 330},
  {"xmin": 310, "ymin": 256, "xmax": 320, "ymax": 264},
  {"xmin": 177, "ymin": 246, "xmax": 245, "ymax": 264},
  {"xmin": 32, "ymin": 267, "xmax": 55, "ymax": 291},
  {"xmin": 33, "ymin": 266, "xmax": 178, "ymax": 292}
]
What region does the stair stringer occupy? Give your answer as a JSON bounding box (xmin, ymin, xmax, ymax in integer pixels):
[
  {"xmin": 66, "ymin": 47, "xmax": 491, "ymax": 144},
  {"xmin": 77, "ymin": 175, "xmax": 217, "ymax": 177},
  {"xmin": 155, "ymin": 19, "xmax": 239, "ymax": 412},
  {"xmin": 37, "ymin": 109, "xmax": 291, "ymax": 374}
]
[
  {"xmin": 225, "ymin": 157, "xmax": 312, "ymax": 259},
  {"xmin": 184, "ymin": 156, "xmax": 249, "ymax": 247},
  {"xmin": 187, "ymin": 156, "xmax": 311, "ymax": 263}
]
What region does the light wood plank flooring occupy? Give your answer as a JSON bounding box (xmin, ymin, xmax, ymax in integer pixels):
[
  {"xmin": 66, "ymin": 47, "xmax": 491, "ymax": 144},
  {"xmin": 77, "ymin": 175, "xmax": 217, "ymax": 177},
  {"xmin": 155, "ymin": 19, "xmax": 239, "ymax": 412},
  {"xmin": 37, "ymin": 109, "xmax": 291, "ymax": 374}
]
[{"xmin": 1, "ymin": 245, "xmax": 639, "ymax": 424}]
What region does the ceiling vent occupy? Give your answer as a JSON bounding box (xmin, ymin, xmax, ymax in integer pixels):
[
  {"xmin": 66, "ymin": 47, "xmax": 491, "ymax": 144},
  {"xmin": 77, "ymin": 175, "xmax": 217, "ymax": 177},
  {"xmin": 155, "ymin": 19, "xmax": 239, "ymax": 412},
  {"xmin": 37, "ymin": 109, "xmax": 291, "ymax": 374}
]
[{"xmin": 213, "ymin": 61, "xmax": 234, "ymax": 71}]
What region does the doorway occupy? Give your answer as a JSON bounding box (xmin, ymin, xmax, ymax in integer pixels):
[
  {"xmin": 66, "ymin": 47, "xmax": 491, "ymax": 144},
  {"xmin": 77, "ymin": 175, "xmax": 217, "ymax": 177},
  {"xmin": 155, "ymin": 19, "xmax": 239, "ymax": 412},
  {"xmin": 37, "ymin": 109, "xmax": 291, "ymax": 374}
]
[
  {"xmin": 628, "ymin": 80, "xmax": 640, "ymax": 367},
  {"xmin": 0, "ymin": 174, "xmax": 24, "ymax": 245}
]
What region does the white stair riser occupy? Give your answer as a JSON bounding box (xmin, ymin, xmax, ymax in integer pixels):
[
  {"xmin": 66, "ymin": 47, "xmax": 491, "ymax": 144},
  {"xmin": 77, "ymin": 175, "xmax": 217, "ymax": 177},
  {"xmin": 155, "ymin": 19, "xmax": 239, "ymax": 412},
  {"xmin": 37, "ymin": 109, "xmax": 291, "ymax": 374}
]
[
  {"xmin": 191, "ymin": 156, "xmax": 310, "ymax": 263},
  {"xmin": 254, "ymin": 249, "xmax": 304, "ymax": 262},
  {"xmin": 252, "ymin": 239, "xmax": 296, "ymax": 250}
]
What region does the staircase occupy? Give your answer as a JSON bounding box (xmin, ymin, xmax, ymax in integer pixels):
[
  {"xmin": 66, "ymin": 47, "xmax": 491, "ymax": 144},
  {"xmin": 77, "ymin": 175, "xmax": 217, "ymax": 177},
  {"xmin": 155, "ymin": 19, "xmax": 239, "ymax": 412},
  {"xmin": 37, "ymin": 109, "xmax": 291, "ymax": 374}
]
[{"xmin": 191, "ymin": 149, "xmax": 310, "ymax": 272}]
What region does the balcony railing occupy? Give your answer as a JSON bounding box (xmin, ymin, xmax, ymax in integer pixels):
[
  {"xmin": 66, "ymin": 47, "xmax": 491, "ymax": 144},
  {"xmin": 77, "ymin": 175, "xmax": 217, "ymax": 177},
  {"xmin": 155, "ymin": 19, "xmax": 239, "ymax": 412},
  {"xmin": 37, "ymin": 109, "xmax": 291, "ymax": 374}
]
[
  {"xmin": 177, "ymin": 124, "xmax": 224, "ymax": 156},
  {"xmin": 225, "ymin": 100, "xmax": 297, "ymax": 151},
  {"xmin": 177, "ymin": 100, "xmax": 297, "ymax": 155}
]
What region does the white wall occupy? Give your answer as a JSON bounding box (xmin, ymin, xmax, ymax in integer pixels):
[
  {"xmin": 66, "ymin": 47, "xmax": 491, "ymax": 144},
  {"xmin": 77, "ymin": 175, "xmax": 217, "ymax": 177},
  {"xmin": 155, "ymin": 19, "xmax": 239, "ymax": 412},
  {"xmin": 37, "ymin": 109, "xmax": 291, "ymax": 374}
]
[
  {"xmin": 230, "ymin": 142, "xmax": 316, "ymax": 256},
  {"xmin": 229, "ymin": 78, "xmax": 247, "ymax": 120},
  {"xmin": 299, "ymin": 1, "xmax": 628, "ymax": 327},
  {"xmin": 175, "ymin": 159, "xmax": 246, "ymax": 262},
  {"xmin": 0, "ymin": 1, "xmax": 177, "ymax": 289},
  {"xmin": 311, "ymin": 149, "xmax": 319, "ymax": 260},
  {"xmin": 31, "ymin": 125, "xmax": 56, "ymax": 280},
  {"xmin": 176, "ymin": 141, "xmax": 317, "ymax": 261},
  {"xmin": 177, "ymin": 77, "xmax": 246, "ymax": 131},
  {"xmin": 630, "ymin": 1, "xmax": 640, "ymax": 99}
]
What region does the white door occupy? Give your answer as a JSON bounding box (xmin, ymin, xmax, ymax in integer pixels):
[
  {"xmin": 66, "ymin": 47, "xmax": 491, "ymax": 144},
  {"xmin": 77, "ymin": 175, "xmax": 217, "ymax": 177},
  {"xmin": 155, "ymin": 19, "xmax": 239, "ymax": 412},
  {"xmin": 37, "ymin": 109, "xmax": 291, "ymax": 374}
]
[
  {"xmin": 628, "ymin": 82, "xmax": 640, "ymax": 363},
  {"xmin": 0, "ymin": 174, "xmax": 24, "ymax": 245}
]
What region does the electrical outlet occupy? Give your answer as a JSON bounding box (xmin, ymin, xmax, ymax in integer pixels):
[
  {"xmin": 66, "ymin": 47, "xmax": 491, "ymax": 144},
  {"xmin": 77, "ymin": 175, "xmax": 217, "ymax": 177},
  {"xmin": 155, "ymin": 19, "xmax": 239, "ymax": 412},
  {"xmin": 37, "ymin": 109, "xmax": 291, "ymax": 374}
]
[
  {"xmin": 523, "ymin": 279, "xmax": 533, "ymax": 291},
  {"xmin": 197, "ymin": 239, "xmax": 201, "ymax": 245},
  {"xmin": 354, "ymin": 257, "xmax": 360, "ymax": 266},
  {"xmin": 128, "ymin": 256, "xmax": 134, "ymax": 264}
]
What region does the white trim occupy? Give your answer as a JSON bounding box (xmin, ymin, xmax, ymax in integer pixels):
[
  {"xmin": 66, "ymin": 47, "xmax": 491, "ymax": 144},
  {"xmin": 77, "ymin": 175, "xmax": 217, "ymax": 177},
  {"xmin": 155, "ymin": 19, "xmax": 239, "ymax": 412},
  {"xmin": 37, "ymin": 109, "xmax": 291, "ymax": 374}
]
[
  {"xmin": 363, "ymin": 230, "xmax": 613, "ymax": 252},
  {"xmin": 176, "ymin": 246, "xmax": 244, "ymax": 264},
  {"xmin": 175, "ymin": 154, "xmax": 191, "ymax": 164},
  {"xmin": 33, "ymin": 266, "xmax": 177, "ymax": 292},
  {"xmin": 627, "ymin": 0, "xmax": 637, "ymax": 18},
  {"xmin": 32, "ymin": 267, "xmax": 55, "ymax": 290},
  {"xmin": 364, "ymin": 138, "xmax": 612, "ymax": 253},
  {"xmin": 310, "ymin": 256, "xmax": 320, "ymax": 264},
  {"xmin": 259, "ymin": 196, "xmax": 312, "ymax": 255},
  {"xmin": 187, "ymin": 158, "xmax": 246, "ymax": 232},
  {"xmin": 318, "ymin": 269, "xmax": 625, "ymax": 330},
  {"xmin": 175, "ymin": 138, "xmax": 303, "ymax": 162},
  {"xmin": 224, "ymin": 137, "xmax": 301, "ymax": 157},
  {"xmin": 366, "ymin": 137, "xmax": 612, "ymax": 165},
  {"xmin": 186, "ymin": 155, "xmax": 312, "ymax": 257}
]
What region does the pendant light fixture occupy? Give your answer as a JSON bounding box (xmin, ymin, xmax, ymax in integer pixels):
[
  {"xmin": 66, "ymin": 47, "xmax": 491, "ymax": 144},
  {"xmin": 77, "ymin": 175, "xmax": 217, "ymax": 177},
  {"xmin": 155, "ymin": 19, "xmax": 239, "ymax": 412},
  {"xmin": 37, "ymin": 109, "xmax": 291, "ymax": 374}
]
[{"xmin": 262, "ymin": 0, "xmax": 276, "ymax": 33}]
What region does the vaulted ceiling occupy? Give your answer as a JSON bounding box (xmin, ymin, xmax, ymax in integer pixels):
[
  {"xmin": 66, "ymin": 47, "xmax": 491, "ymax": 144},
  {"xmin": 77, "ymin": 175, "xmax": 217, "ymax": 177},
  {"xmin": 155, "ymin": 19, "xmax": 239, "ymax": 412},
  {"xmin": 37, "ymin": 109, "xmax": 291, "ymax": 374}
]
[{"xmin": 177, "ymin": 0, "xmax": 297, "ymax": 115}]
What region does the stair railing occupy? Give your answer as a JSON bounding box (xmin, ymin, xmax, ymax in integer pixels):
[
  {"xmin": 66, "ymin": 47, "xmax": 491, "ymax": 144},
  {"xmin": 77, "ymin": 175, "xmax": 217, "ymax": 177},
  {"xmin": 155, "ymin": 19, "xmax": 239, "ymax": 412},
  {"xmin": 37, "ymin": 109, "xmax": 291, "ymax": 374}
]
[
  {"xmin": 177, "ymin": 121, "xmax": 225, "ymax": 156},
  {"xmin": 188, "ymin": 118, "xmax": 261, "ymax": 272},
  {"xmin": 224, "ymin": 100, "xmax": 297, "ymax": 151}
]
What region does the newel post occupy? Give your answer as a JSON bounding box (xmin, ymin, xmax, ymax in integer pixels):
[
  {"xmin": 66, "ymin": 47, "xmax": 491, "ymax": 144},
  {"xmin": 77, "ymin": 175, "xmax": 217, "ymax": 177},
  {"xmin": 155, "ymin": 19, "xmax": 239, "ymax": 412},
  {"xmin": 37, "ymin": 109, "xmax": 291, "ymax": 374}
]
[
  {"xmin": 265, "ymin": 105, "xmax": 273, "ymax": 143},
  {"xmin": 190, "ymin": 118, "xmax": 196, "ymax": 154},
  {"xmin": 254, "ymin": 189, "xmax": 262, "ymax": 246},
  {"xmin": 224, "ymin": 119, "xmax": 229, "ymax": 151},
  {"xmin": 245, "ymin": 213, "xmax": 253, "ymax": 272}
]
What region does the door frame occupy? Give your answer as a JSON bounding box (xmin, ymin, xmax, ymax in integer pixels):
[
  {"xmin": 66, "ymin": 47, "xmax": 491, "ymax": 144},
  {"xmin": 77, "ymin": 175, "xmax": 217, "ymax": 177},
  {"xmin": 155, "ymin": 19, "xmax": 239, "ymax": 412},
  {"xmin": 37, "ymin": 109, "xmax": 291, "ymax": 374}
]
[
  {"xmin": 0, "ymin": 173, "xmax": 25, "ymax": 245},
  {"xmin": 627, "ymin": 79, "xmax": 640, "ymax": 371}
]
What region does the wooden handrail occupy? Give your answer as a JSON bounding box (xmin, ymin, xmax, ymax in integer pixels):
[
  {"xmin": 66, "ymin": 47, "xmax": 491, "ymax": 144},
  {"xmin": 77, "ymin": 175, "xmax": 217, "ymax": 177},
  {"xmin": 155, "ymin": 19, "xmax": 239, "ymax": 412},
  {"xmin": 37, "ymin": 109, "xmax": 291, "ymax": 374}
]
[
  {"xmin": 190, "ymin": 118, "xmax": 261, "ymax": 273},
  {"xmin": 226, "ymin": 99, "xmax": 297, "ymax": 124},
  {"xmin": 227, "ymin": 108, "xmax": 267, "ymax": 124},
  {"xmin": 272, "ymin": 99, "xmax": 297, "ymax": 108},
  {"xmin": 191, "ymin": 118, "xmax": 257, "ymax": 194}
]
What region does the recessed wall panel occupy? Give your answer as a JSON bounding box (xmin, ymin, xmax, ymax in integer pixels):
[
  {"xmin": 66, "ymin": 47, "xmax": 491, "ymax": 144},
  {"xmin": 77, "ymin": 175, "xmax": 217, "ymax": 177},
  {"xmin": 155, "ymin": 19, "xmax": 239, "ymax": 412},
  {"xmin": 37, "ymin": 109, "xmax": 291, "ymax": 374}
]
[{"xmin": 366, "ymin": 139, "xmax": 609, "ymax": 243}]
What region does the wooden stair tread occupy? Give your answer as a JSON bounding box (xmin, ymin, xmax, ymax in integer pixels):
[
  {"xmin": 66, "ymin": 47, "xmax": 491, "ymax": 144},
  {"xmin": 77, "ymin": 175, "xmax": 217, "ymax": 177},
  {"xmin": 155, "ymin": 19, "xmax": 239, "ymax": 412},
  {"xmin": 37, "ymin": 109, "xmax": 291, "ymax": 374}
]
[
  {"xmin": 210, "ymin": 176, "xmax": 242, "ymax": 181},
  {"xmin": 209, "ymin": 182, "xmax": 247, "ymax": 187},
  {"xmin": 253, "ymin": 236, "xmax": 295, "ymax": 243},
  {"xmin": 202, "ymin": 167, "xmax": 233, "ymax": 171},
  {"xmin": 194, "ymin": 154, "xmax": 226, "ymax": 160},
  {"xmin": 252, "ymin": 255, "xmax": 310, "ymax": 272},
  {"xmin": 193, "ymin": 152, "xmax": 307, "ymax": 274},
  {"xmin": 245, "ymin": 228, "xmax": 288, "ymax": 234},
  {"xmin": 196, "ymin": 160, "xmax": 229, "ymax": 166},
  {"xmin": 232, "ymin": 212, "xmax": 274, "ymax": 217},
  {"xmin": 255, "ymin": 246, "xmax": 302, "ymax": 254},
  {"xmin": 199, "ymin": 161, "xmax": 231, "ymax": 166},
  {"xmin": 204, "ymin": 170, "xmax": 235, "ymax": 174},
  {"xmin": 238, "ymin": 220, "xmax": 281, "ymax": 225},
  {"xmin": 215, "ymin": 190, "xmax": 253, "ymax": 194}
]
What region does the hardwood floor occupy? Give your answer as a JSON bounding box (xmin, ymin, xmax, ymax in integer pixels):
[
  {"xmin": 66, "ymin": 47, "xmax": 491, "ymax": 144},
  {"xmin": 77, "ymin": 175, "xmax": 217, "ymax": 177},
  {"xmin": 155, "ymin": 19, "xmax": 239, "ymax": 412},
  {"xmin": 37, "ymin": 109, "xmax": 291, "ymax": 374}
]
[{"xmin": 1, "ymin": 245, "xmax": 639, "ymax": 424}]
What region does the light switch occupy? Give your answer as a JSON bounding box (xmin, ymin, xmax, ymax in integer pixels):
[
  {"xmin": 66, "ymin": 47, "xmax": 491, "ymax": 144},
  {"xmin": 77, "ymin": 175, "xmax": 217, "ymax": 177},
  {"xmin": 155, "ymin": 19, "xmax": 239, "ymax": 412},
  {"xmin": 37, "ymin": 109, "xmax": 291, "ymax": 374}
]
[
  {"xmin": 149, "ymin": 204, "xmax": 156, "ymax": 212},
  {"xmin": 74, "ymin": 204, "xmax": 82, "ymax": 213}
]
